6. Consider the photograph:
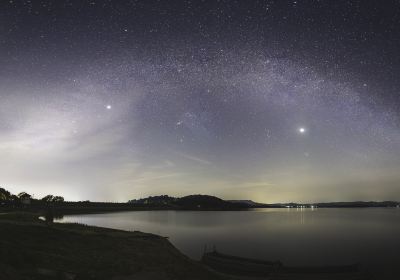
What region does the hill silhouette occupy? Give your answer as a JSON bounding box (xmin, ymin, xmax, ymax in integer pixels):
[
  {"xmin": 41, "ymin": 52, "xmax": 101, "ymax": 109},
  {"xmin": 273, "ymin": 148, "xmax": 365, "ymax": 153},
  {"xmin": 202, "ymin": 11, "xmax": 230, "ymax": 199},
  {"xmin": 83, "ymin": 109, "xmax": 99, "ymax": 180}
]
[
  {"xmin": 175, "ymin": 195, "xmax": 240, "ymax": 209},
  {"xmin": 129, "ymin": 194, "xmax": 248, "ymax": 210}
]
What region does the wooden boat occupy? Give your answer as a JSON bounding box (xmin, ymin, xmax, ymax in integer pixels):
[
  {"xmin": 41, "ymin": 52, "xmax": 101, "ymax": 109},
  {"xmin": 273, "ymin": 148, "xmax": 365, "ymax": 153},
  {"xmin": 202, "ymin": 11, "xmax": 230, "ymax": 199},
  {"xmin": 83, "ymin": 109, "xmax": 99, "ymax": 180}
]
[
  {"xmin": 202, "ymin": 250, "xmax": 368, "ymax": 279},
  {"xmin": 202, "ymin": 251, "xmax": 282, "ymax": 277}
]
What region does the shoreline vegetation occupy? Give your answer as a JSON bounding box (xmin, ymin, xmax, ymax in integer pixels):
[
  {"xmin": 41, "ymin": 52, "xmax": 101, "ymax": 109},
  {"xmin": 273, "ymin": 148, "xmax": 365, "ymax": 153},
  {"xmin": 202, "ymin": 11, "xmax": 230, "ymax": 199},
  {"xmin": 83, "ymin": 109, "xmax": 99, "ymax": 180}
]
[{"xmin": 1, "ymin": 188, "xmax": 399, "ymax": 217}]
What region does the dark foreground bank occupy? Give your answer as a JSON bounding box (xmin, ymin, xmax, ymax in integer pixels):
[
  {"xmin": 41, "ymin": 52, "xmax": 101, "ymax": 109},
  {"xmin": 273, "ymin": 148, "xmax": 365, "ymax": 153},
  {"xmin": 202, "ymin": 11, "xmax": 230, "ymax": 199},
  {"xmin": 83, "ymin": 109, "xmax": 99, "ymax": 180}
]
[{"xmin": 0, "ymin": 212, "xmax": 221, "ymax": 280}]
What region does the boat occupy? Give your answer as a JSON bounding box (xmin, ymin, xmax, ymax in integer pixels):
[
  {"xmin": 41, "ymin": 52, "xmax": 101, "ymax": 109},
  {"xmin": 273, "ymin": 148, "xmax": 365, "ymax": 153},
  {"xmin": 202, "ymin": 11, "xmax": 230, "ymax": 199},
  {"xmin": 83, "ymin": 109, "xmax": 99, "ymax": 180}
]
[
  {"xmin": 202, "ymin": 250, "xmax": 281, "ymax": 277},
  {"xmin": 202, "ymin": 250, "xmax": 369, "ymax": 279}
]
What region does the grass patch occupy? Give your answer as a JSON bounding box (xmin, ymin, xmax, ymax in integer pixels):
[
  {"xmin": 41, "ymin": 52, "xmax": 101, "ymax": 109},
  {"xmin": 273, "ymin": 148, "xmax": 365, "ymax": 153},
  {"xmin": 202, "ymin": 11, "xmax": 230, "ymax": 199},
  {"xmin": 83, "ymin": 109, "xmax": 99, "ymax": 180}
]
[{"xmin": 0, "ymin": 212, "xmax": 221, "ymax": 280}]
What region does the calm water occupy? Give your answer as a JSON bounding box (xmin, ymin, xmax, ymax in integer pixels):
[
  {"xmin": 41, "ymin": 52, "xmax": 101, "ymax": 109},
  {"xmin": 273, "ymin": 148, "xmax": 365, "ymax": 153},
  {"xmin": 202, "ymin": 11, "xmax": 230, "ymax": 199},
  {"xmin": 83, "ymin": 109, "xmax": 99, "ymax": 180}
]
[{"xmin": 57, "ymin": 208, "xmax": 400, "ymax": 278}]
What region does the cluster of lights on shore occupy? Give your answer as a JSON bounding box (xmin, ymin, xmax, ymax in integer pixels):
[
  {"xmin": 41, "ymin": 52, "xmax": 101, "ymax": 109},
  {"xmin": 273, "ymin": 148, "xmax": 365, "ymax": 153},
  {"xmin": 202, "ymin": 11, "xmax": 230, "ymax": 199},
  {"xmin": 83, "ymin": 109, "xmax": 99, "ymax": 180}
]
[{"xmin": 285, "ymin": 205, "xmax": 317, "ymax": 209}]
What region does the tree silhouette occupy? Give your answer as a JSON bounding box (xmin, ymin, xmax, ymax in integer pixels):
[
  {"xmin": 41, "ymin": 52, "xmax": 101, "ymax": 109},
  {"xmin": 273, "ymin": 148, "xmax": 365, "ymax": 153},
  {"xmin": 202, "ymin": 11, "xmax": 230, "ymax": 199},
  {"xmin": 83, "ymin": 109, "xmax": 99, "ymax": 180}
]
[
  {"xmin": 17, "ymin": 192, "xmax": 32, "ymax": 199},
  {"xmin": 53, "ymin": 196, "xmax": 64, "ymax": 203},
  {"xmin": 41, "ymin": 195, "xmax": 64, "ymax": 204},
  {"xmin": 41, "ymin": 195, "xmax": 54, "ymax": 203},
  {"xmin": 0, "ymin": 188, "xmax": 12, "ymax": 201}
]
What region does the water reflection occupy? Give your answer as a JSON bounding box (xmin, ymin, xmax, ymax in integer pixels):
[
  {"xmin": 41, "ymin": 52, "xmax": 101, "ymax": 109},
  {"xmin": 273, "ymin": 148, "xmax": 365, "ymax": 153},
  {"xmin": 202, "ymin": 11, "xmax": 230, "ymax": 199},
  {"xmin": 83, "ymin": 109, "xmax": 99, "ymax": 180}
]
[{"xmin": 57, "ymin": 208, "xmax": 400, "ymax": 279}]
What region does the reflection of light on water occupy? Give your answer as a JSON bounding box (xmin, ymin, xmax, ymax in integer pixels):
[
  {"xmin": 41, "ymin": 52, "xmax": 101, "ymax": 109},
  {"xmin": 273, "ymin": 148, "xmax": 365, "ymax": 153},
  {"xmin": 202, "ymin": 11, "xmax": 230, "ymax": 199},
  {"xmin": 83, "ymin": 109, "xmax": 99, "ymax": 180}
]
[
  {"xmin": 295, "ymin": 206, "xmax": 306, "ymax": 224},
  {"xmin": 293, "ymin": 206, "xmax": 318, "ymax": 224}
]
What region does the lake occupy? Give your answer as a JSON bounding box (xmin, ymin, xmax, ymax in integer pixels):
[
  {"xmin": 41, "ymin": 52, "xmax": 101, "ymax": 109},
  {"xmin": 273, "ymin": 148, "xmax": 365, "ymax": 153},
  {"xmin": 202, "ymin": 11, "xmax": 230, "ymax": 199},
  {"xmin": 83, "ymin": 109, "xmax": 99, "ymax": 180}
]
[{"xmin": 57, "ymin": 208, "xmax": 400, "ymax": 278}]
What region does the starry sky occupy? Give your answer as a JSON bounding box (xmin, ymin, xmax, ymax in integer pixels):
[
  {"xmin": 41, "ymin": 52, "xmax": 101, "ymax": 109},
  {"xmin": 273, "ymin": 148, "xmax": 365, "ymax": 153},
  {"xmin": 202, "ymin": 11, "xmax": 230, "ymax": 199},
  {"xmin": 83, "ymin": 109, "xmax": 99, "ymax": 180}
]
[{"xmin": 1, "ymin": 0, "xmax": 400, "ymax": 202}]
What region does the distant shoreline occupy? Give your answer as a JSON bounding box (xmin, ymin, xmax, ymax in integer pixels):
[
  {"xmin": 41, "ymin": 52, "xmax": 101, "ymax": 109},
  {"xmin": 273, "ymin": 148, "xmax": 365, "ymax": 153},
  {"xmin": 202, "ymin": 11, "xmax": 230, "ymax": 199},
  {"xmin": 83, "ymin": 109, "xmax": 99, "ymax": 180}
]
[
  {"xmin": 2, "ymin": 191, "xmax": 399, "ymax": 217},
  {"xmin": 2, "ymin": 202, "xmax": 399, "ymax": 217}
]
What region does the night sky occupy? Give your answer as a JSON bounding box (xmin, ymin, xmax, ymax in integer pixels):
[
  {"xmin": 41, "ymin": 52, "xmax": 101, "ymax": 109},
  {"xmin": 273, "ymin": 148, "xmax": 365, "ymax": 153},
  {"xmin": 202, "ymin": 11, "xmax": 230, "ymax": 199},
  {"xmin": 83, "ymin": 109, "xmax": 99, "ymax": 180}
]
[{"xmin": 1, "ymin": 0, "xmax": 400, "ymax": 202}]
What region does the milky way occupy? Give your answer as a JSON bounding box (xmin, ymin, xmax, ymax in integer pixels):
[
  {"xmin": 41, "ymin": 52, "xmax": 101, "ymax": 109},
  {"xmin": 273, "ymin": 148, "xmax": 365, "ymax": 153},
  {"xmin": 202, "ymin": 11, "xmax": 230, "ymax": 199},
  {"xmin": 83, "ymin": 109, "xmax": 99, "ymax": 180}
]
[{"xmin": 1, "ymin": 0, "xmax": 399, "ymax": 202}]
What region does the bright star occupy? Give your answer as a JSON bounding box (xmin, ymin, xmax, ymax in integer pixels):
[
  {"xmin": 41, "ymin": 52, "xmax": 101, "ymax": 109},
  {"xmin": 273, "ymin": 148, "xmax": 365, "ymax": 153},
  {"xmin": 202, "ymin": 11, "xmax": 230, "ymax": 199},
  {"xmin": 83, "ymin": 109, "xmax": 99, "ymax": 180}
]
[
  {"xmin": 106, "ymin": 105, "xmax": 112, "ymax": 110},
  {"xmin": 298, "ymin": 127, "xmax": 306, "ymax": 134}
]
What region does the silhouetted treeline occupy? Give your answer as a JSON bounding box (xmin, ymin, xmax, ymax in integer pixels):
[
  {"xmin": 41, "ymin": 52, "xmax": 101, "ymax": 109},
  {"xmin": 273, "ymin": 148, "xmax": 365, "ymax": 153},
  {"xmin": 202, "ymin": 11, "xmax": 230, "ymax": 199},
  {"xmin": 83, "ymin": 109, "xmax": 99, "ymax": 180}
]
[
  {"xmin": 128, "ymin": 195, "xmax": 177, "ymax": 205},
  {"xmin": 0, "ymin": 187, "xmax": 65, "ymax": 210},
  {"xmin": 129, "ymin": 194, "xmax": 249, "ymax": 210},
  {"xmin": 2, "ymin": 187, "xmax": 399, "ymax": 215}
]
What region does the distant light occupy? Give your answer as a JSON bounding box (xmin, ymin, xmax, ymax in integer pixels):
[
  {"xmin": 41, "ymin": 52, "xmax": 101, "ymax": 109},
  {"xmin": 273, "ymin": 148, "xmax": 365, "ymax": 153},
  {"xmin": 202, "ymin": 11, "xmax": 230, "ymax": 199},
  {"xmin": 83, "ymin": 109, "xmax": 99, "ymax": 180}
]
[
  {"xmin": 298, "ymin": 127, "xmax": 306, "ymax": 134},
  {"xmin": 106, "ymin": 105, "xmax": 112, "ymax": 110}
]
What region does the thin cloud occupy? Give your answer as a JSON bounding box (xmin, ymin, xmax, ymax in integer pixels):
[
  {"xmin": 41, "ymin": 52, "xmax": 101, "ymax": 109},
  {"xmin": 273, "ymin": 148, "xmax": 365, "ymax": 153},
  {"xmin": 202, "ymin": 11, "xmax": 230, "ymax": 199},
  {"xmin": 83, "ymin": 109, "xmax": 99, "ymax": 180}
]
[{"xmin": 176, "ymin": 152, "xmax": 213, "ymax": 165}]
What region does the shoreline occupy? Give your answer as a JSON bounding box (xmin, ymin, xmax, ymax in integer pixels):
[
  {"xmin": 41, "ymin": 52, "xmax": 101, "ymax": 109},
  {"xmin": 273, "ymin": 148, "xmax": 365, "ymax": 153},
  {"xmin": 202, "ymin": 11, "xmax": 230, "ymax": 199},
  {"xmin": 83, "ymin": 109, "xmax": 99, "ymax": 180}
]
[
  {"xmin": 3, "ymin": 203, "xmax": 399, "ymax": 219},
  {"xmin": 0, "ymin": 212, "xmax": 222, "ymax": 280}
]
